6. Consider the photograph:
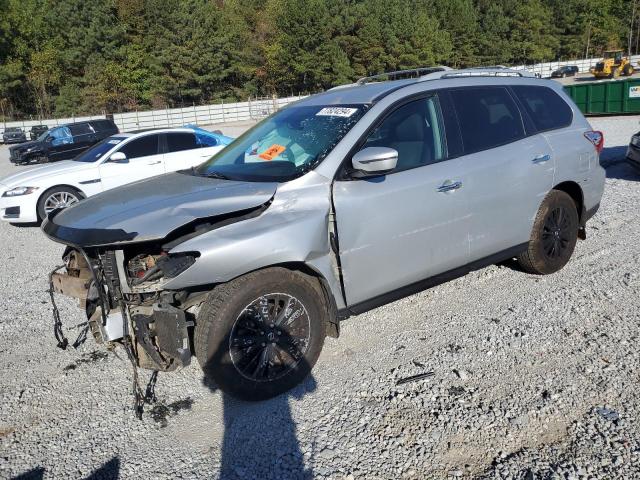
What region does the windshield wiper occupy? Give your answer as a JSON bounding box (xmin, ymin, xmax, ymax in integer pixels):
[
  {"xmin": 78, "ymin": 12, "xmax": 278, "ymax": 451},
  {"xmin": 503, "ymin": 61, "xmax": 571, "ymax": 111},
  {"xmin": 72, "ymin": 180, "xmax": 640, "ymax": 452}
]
[{"xmin": 202, "ymin": 171, "xmax": 230, "ymax": 180}]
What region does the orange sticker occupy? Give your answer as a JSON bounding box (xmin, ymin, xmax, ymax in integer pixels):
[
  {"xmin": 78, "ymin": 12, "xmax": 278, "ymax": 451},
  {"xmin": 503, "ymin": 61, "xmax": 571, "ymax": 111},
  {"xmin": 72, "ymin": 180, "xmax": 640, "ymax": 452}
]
[{"xmin": 259, "ymin": 144, "xmax": 286, "ymax": 161}]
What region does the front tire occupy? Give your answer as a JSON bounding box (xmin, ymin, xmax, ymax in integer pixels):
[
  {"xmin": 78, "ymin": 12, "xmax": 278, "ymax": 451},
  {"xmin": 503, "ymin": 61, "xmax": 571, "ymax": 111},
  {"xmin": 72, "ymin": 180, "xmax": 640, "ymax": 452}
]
[
  {"xmin": 517, "ymin": 190, "xmax": 579, "ymax": 275},
  {"xmin": 195, "ymin": 268, "xmax": 327, "ymax": 401},
  {"xmin": 36, "ymin": 186, "xmax": 83, "ymax": 221}
]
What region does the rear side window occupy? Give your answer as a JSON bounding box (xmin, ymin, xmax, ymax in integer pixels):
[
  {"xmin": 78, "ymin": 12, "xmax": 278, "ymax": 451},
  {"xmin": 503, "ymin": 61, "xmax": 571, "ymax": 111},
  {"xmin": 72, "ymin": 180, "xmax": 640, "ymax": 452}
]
[
  {"xmin": 68, "ymin": 123, "xmax": 93, "ymax": 135},
  {"xmin": 450, "ymin": 87, "xmax": 525, "ymax": 154},
  {"xmin": 120, "ymin": 134, "xmax": 160, "ymax": 159},
  {"xmin": 90, "ymin": 120, "xmax": 110, "ymax": 131},
  {"xmin": 511, "ymin": 85, "xmax": 573, "ymax": 132},
  {"xmin": 166, "ymin": 132, "xmax": 198, "ymax": 152}
]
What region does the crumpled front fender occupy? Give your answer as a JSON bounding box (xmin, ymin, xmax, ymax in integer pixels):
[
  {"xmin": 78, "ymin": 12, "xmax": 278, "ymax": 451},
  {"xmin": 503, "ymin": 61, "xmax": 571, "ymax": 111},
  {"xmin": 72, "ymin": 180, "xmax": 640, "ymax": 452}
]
[{"xmin": 163, "ymin": 172, "xmax": 346, "ymax": 309}]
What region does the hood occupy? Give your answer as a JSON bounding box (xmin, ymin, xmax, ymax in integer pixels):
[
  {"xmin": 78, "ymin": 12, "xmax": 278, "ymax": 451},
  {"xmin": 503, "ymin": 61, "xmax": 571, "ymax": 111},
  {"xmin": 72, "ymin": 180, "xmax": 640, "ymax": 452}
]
[
  {"xmin": 9, "ymin": 140, "xmax": 39, "ymax": 151},
  {"xmin": 42, "ymin": 171, "xmax": 277, "ymax": 247},
  {"xmin": 0, "ymin": 160, "xmax": 93, "ymax": 188}
]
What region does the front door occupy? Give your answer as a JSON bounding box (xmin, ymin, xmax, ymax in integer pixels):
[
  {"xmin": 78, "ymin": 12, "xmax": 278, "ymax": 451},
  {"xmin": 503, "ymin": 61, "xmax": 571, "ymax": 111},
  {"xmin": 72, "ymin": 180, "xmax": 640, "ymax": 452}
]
[
  {"xmin": 99, "ymin": 133, "xmax": 164, "ymax": 190},
  {"xmin": 48, "ymin": 126, "xmax": 75, "ymax": 161},
  {"xmin": 333, "ymin": 96, "xmax": 471, "ymax": 306}
]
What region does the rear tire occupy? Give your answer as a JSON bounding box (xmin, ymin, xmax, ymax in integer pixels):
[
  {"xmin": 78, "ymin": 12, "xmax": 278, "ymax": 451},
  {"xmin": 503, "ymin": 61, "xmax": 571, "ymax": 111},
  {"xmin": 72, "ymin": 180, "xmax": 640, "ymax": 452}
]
[
  {"xmin": 517, "ymin": 190, "xmax": 579, "ymax": 275},
  {"xmin": 195, "ymin": 267, "xmax": 327, "ymax": 401}
]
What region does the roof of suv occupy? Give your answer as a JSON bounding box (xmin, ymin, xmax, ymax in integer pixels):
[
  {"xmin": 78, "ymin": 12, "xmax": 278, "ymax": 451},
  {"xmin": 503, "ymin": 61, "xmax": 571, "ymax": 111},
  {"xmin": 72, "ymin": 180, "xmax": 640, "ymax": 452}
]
[{"xmin": 293, "ymin": 68, "xmax": 545, "ymax": 107}]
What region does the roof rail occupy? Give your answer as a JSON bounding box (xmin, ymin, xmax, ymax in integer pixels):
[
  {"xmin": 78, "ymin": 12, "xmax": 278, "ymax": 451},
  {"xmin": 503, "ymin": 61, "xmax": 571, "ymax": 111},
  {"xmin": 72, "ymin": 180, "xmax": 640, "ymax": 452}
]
[
  {"xmin": 356, "ymin": 66, "xmax": 451, "ymax": 85},
  {"xmin": 440, "ymin": 69, "xmax": 532, "ymax": 79}
]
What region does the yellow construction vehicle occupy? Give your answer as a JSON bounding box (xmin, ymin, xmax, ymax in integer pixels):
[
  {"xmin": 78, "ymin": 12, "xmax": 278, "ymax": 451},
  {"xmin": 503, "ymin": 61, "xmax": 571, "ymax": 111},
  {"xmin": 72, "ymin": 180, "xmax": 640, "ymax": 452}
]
[{"xmin": 590, "ymin": 50, "xmax": 635, "ymax": 79}]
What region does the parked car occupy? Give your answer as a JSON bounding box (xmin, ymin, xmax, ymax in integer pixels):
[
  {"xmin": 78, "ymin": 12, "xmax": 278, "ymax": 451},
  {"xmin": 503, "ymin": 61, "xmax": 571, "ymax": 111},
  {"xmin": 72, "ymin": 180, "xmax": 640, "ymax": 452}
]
[
  {"xmin": 29, "ymin": 124, "xmax": 48, "ymax": 140},
  {"xmin": 551, "ymin": 65, "xmax": 579, "ymax": 78},
  {"xmin": 42, "ymin": 68, "xmax": 605, "ymax": 404},
  {"xmin": 626, "ymin": 131, "xmax": 640, "ymax": 171},
  {"xmin": 0, "ymin": 127, "xmax": 232, "ymax": 223},
  {"xmin": 2, "ymin": 127, "xmax": 27, "ymax": 144},
  {"xmin": 8, "ymin": 119, "xmax": 119, "ymax": 165}
]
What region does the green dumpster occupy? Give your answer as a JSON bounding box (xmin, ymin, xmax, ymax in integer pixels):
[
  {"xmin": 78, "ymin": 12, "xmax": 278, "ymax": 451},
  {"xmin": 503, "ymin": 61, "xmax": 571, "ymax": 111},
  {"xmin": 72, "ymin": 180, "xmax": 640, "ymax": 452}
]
[{"xmin": 564, "ymin": 77, "xmax": 640, "ymax": 115}]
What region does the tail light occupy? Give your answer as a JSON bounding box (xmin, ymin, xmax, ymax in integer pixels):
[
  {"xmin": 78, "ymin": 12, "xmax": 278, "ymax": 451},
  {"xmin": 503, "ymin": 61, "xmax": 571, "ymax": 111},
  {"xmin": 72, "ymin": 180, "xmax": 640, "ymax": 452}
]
[{"xmin": 584, "ymin": 130, "xmax": 604, "ymax": 155}]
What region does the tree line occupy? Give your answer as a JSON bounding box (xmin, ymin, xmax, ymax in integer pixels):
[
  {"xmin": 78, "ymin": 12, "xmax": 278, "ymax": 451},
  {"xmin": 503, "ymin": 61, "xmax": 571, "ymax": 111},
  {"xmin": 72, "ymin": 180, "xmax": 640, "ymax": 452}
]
[{"xmin": 0, "ymin": 0, "xmax": 637, "ymax": 119}]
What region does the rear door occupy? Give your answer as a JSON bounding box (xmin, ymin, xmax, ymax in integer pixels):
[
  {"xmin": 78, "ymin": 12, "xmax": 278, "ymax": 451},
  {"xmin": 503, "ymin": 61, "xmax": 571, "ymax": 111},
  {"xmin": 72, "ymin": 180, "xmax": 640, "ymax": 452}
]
[
  {"xmin": 333, "ymin": 95, "xmax": 471, "ymax": 306},
  {"xmin": 67, "ymin": 123, "xmax": 96, "ymax": 158},
  {"xmin": 163, "ymin": 131, "xmax": 213, "ymax": 172},
  {"xmin": 446, "ymin": 86, "xmax": 555, "ymax": 262},
  {"xmin": 99, "ymin": 133, "xmax": 164, "ymax": 190},
  {"xmin": 511, "ymin": 84, "xmax": 589, "ymax": 188}
]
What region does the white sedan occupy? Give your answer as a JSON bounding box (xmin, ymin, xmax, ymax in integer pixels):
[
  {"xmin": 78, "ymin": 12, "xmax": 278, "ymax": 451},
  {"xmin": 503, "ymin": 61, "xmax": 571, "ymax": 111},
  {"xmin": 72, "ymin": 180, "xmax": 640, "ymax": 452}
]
[{"xmin": 0, "ymin": 127, "xmax": 232, "ymax": 223}]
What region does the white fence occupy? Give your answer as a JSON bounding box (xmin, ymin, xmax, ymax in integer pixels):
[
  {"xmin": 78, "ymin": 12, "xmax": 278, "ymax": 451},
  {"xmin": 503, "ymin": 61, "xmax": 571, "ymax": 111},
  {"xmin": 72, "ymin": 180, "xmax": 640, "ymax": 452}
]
[
  {"xmin": 2, "ymin": 54, "xmax": 640, "ymax": 138},
  {"xmin": 0, "ymin": 95, "xmax": 305, "ymax": 137},
  {"xmin": 111, "ymin": 95, "xmax": 303, "ymax": 132},
  {"xmin": 512, "ymin": 55, "xmax": 640, "ymax": 78}
]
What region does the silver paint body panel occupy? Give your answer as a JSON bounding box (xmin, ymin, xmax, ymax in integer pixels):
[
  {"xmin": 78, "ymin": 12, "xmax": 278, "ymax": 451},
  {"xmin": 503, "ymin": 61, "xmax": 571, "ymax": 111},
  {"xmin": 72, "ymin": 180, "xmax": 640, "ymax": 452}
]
[{"xmin": 47, "ymin": 75, "xmax": 605, "ymax": 312}]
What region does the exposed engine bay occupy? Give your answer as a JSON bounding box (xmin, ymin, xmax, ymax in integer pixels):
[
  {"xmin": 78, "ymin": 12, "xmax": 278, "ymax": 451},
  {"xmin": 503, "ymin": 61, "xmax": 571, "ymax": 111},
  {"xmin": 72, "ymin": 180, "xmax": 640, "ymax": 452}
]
[{"xmin": 50, "ymin": 246, "xmax": 203, "ymax": 373}]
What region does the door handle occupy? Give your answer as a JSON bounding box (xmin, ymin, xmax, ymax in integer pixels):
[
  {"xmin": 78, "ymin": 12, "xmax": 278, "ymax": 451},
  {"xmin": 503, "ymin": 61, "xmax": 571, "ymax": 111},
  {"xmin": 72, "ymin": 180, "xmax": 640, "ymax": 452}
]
[
  {"xmin": 437, "ymin": 180, "xmax": 463, "ymax": 193},
  {"xmin": 147, "ymin": 160, "xmax": 162, "ymax": 165},
  {"xmin": 532, "ymin": 154, "xmax": 551, "ymax": 164}
]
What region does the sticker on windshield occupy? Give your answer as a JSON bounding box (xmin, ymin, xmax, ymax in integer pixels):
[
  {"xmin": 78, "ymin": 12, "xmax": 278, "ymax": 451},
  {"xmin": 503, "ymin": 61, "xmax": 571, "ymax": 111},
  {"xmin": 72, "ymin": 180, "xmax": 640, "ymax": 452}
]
[
  {"xmin": 316, "ymin": 107, "xmax": 358, "ymax": 118},
  {"xmin": 107, "ymin": 139, "xmax": 122, "ymax": 144},
  {"xmin": 259, "ymin": 144, "xmax": 286, "ymax": 161}
]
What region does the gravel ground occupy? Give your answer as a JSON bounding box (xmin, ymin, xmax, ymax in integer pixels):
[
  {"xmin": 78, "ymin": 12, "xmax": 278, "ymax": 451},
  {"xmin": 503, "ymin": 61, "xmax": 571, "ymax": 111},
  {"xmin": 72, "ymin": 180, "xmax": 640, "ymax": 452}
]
[{"xmin": 0, "ymin": 117, "xmax": 639, "ymax": 479}]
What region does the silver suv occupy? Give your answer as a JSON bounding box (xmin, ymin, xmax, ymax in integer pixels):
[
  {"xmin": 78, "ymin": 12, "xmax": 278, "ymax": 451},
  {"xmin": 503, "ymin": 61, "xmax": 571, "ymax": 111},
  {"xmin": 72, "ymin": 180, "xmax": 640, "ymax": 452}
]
[{"xmin": 44, "ymin": 69, "xmax": 605, "ymax": 402}]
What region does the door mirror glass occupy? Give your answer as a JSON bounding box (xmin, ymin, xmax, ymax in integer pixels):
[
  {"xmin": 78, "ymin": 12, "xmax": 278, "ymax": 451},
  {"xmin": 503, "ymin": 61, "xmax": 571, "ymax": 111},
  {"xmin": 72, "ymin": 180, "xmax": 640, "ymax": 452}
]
[
  {"xmin": 352, "ymin": 147, "xmax": 398, "ymax": 175},
  {"xmin": 109, "ymin": 151, "xmax": 128, "ymax": 163}
]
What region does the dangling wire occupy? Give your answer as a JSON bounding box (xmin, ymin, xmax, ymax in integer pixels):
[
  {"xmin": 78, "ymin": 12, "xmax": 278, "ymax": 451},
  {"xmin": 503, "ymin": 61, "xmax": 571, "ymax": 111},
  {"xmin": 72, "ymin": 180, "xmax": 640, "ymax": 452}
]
[
  {"xmin": 49, "ymin": 265, "xmax": 69, "ymax": 350},
  {"xmin": 48, "ymin": 265, "xmax": 92, "ymax": 350}
]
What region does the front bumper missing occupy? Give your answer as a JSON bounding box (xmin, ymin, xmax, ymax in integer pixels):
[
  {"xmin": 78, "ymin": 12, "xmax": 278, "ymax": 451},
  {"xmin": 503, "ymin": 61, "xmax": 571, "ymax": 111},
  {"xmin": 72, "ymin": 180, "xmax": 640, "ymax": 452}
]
[
  {"xmin": 49, "ymin": 250, "xmax": 191, "ymax": 372},
  {"xmin": 51, "ymin": 272, "xmax": 91, "ymax": 307}
]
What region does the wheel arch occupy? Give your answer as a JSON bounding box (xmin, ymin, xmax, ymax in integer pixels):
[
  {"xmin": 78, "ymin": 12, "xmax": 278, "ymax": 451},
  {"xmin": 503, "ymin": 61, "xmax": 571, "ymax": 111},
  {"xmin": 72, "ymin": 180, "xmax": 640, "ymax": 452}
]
[
  {"xmin": 234, "ymin": 261, "xmax": 341, "ymax": 338},
  {"xmin": 552, "ymin": 181, "xmax": 584, "ymax": 222},
  {"xmin": 36, "ymin": 184, "xmax": 87, "ymax": 220}
]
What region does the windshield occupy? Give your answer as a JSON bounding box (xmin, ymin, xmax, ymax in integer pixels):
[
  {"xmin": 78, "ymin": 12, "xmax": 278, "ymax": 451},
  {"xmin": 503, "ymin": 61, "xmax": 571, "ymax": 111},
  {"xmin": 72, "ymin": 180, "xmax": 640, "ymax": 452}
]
[
  {"xmin": 195, "ymin": 104, "xmax": 367, "ymax": 182},
  {"xmin": 6, "ymin": 127, "xmax": 20, "ymax": 132},
  {"xmin": 73, "ymin": 137, "xmax": 125, "ymax": 162}
]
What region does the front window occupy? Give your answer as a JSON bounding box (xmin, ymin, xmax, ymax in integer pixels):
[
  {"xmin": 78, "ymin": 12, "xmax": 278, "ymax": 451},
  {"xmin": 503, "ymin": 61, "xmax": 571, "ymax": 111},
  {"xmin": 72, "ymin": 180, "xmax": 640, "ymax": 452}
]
[
  {"xmin": 73, "ymin": 137, "xmax": 124, "ymax": 162},
  {"xmin": 196, "ymin": 104, "xmax": 367, "ymax": 182},
  {"xmin": 49, "ymin": 126, "xmax": 73, "ymax": 146}
]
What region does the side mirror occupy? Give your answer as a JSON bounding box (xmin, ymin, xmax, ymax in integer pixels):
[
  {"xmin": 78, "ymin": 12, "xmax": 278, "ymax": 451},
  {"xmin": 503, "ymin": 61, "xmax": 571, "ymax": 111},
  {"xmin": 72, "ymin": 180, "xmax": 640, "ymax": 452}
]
[
  {"xmin": 109, "ymin": 152, "xmax": 128, "ymax": 163},
  {"xmin": 351, "ymin": 147, "xmax": 398, "ymax": 175},
  {"xmin": 45, "ymin": 135, "xmax": 53, "ymax": 143}
]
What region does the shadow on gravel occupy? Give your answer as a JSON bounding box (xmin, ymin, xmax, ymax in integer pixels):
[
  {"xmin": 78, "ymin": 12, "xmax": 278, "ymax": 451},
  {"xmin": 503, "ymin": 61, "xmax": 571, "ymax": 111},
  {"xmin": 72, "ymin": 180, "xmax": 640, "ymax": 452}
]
[
  {"xmin": 11, "ymin": 467, "xmax": 45, "ymax": 480},
  {"xmin": 604, "ymin": 159, "xmax": 639, "ymax": 182},
  {"xmin": 84, "ymin": 457, "xmax": 120, "ymax": 479},
  {"xmin": 8, "ymin": 221, "xmax": 40, "ymax": 228},
  {"xmin": 203, "ymin": 356, "xmax": 317, "ymax": 479}
]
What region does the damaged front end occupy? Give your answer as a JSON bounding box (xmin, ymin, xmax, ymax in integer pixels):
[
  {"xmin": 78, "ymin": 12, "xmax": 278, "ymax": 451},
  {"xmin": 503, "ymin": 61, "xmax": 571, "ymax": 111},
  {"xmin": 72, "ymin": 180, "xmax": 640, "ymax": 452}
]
[
  {"xmin": 51, "ymin": 246, "xmax": 200, "ymax": 373},
  {"xmin": 42, "ymin": 172, "xmax": 278, "ymax": 380}
]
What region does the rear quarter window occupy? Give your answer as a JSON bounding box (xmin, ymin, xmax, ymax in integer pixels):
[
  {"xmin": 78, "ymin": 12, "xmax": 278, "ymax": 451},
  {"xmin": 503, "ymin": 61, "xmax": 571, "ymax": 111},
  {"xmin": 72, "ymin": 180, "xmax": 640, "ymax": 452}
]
[{"xmin": 511, "ymin": 85, "xmax": 573, "ymax": 132}]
